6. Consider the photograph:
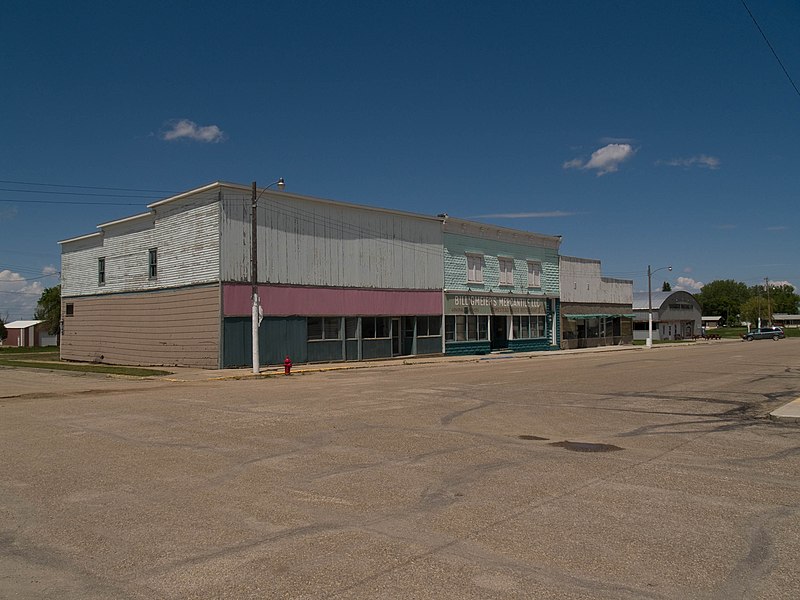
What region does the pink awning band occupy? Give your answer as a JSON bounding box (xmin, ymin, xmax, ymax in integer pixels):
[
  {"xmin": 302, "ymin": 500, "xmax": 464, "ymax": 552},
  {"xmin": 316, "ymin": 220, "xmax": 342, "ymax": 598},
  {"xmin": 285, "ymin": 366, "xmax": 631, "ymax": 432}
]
[{"xmin": 223, "ymin": 284, "xmax": 441, "ymax": 317}]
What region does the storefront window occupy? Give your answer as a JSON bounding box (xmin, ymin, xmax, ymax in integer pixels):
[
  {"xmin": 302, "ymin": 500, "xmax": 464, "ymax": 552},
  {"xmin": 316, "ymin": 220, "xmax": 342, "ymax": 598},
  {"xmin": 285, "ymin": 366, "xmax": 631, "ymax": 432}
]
[
  {"xmin": 308, "ymin": 317, "xmax": 341, "ymax": 341},
  {"xmin": 563, "ymin": 319, "xmax": 578, "ymax": 340},
  {"xmin": 512, "ymin": 315, "xmax": 545, "ymax": 339},
  {"xmin": 586, "ymin": 317, "xmax": 600, "ymax": 338},
  {"xmin": 417, "ymin": 316, "xmax": 441, "ymax": 337},
  {"xmin": 362, "ymin": 317, "xmax": 390, "ymax": 339},
  {"xmin": 445, "ymin": 315, "xmax": 489, "ymax": 341},
  {"xmin": 467, "ymin": 315, "xmax": 478, "ymax": 340},
  {"xmin": 345, "ymin": 317, "xmax": 359, "ymax": 339},
  {"xmin": 478, "ymin": 317, "xmax": 488, "ymax": 340}
]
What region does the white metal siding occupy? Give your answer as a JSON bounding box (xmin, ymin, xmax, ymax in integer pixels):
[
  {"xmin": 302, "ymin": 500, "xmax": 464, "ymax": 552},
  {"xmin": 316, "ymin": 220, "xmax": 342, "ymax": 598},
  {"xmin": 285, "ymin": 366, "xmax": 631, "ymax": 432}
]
[
  {"xmin": 61, "ymin": 191, "xmax": 220, "ymax": 296},
  {"xmin": 220, "ymin": 188, "xmax": 443, "ymax": 289}
]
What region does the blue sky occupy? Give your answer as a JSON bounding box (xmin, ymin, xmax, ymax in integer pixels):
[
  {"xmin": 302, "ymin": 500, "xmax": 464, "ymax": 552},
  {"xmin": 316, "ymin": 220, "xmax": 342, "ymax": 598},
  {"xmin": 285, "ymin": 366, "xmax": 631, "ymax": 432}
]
[{"xmin": 2, "ymin": 1, "xmax": 799, "ymax": 320}]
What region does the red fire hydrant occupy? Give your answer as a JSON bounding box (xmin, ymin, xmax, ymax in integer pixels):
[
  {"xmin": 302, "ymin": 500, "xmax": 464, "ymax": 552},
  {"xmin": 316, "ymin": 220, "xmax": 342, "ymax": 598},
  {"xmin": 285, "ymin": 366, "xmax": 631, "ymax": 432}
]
[{"xmin": 284, "ymin": 355, "xmax": 292, "ymax": 376}]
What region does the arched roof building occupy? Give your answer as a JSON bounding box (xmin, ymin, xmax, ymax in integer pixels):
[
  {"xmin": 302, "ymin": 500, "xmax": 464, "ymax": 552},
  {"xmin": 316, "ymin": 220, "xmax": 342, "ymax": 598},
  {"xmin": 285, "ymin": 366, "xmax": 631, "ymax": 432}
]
[{"xmin": 632, "ymin": 290, "xmax": 702, "ymax": 341}]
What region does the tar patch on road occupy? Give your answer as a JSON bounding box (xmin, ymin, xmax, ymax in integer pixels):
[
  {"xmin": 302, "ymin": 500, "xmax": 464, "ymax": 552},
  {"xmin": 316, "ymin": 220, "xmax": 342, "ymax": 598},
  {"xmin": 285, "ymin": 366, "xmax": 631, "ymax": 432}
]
[
  {"xmin": 518, "ymin": 435, "xmax": 549, "ymax": 441},
  {"xmin": 549, "ymin": 440, "xmax": 624, "ymax": 453}
]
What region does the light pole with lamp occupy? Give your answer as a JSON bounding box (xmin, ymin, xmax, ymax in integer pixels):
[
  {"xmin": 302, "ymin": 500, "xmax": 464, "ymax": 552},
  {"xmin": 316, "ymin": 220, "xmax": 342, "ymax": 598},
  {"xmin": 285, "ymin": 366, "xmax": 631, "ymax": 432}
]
[
  {"xmin": 647, "ymin": 264, "xmax": 672, "ymax": 348},
  {"xmin": 251, "ymin": 178, "xmax": 285, "ymax": 374}
]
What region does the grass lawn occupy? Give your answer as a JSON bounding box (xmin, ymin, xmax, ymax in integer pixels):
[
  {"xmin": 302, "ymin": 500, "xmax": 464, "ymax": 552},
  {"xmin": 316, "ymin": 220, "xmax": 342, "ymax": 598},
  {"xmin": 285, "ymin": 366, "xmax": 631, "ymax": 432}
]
[
  {"xmin": 632, "ymin": 326, "xmax": 800, "ymax": 345},
  {"xmin": 0, "ymin": 347, "xmax": 172, "ymax": 377}
]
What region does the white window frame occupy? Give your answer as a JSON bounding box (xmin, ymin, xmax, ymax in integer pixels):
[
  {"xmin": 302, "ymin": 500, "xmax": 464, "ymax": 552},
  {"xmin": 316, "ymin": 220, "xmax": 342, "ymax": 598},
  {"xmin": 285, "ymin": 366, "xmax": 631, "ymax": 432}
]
[
  {"xmin": 527, "ymin": 260, "xmax": 542, "ymax": 288},
  {"xmin": 466, "ymin": 253, "xmax": 483, "ymax": 283},
  {"xmin": 499, "ymin": 257, "xmax": 514, "ymax": 286}
]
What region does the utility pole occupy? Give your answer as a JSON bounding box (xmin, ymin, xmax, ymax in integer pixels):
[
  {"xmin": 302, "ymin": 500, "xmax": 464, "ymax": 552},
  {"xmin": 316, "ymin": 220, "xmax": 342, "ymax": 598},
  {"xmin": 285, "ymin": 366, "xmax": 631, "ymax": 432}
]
[
  {"xmin": 765, "ymin": 277, "xmax": 772, "ymax": 326},
  {"xmin": 647, "ymin": 265, "xmax": 653, "ymax": 348},
  {"xmin": 251, "ymin": 181, "xmax": 260, "ymax": 374},
  {"xmin": 250, "ymin": 178, "xmax": 285, "ymax": 375}
]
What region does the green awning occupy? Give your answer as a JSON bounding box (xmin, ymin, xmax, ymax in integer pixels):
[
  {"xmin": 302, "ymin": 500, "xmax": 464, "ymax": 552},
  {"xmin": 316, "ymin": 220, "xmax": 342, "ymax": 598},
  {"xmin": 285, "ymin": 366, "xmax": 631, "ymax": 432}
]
[{"xmin": 563, "ymin": 314, "xmax": 635, "ymax": 319}]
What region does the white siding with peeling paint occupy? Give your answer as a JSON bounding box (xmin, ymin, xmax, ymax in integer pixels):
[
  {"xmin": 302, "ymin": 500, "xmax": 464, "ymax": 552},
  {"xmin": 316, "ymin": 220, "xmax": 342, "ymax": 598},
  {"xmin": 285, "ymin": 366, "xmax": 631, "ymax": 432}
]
[{"xmin": 61, "ymin": 190, "xmax": 220, "ymax": 297}]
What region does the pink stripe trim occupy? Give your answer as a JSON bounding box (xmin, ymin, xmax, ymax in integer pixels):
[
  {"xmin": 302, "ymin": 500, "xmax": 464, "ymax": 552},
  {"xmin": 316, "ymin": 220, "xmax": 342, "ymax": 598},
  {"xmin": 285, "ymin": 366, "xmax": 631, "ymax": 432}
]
[{"xmin": 223, "ymin": 284, "xmax": 442, "ymax": 317}]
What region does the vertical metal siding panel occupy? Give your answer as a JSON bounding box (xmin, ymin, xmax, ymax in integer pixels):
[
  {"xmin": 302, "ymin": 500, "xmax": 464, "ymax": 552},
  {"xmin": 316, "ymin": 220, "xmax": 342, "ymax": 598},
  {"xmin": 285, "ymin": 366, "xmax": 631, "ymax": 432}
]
[
  {"xmin": 220, "ymin": 189, "xmax": 250, "ymax": 282},
  {"xmin": 229, "ymin": 194, "xmax": 442, "ymax": 290}
]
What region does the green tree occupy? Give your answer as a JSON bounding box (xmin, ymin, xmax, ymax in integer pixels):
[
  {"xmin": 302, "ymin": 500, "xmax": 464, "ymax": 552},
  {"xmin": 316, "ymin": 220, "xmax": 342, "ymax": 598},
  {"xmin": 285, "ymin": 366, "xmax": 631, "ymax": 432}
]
[
  {"xmin": 34, "ymin": 285, "xmax": 61, "ymax": 336},
  {"xmin": 661, "ymin": 281, "xmax": 671, "ymax": 292},
  {"xmin": 740, "ymin": 296, "xmax": 770, "ymax": 327},
  {"xmin": 750, "ymin": 284, "xmax": 800, "ymax": 315},
  {"xmin": 0, "ymin": 315, "xmax": 7, "ymax": 343},
  {"xmin": 695, "ymin": 279, "xmax": 751, "ymax": 325}
]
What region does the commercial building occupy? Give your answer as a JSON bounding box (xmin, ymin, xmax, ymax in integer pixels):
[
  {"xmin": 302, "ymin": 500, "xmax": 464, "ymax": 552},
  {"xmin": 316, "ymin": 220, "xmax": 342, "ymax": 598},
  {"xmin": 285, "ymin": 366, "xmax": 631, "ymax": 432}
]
[
  {"xmin": 442, "ymin": 217, "xmax": 561, "ymax": 355},
  {"xmin": 60, "ymin": 182, "xmax": 571, "ymax": 368},
  {"xmin": 632, "ymin": 291, "xmax": 702, "ymax": 341},
  {"xmin": 559, "ymin": 256, "xmax": 633, "ymax": 349},
  {"xmin": 772, "ymin": 314, "xmax": 800, "ymax": 328},
  {"xmin": 60, "ymin": 182, "xmax": 443, "ymax": 368}
]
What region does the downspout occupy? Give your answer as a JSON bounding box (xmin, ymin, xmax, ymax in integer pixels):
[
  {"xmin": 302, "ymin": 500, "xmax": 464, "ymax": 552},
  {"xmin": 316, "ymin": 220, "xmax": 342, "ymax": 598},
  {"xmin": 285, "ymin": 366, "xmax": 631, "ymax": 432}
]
[
  {"xmin": 439, "ymin": 214, "xmax": 448, "ymax": 355},
  {"xmin": 217, "ymin": 187, "xmax": 224, "ymax": 369}
]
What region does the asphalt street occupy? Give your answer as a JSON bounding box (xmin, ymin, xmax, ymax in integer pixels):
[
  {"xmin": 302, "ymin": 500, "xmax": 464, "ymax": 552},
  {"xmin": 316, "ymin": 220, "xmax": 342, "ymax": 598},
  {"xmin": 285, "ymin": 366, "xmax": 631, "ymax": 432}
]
[{"xmin": 2, "ymin": 341, "xmax": 799, "ymax": 599}]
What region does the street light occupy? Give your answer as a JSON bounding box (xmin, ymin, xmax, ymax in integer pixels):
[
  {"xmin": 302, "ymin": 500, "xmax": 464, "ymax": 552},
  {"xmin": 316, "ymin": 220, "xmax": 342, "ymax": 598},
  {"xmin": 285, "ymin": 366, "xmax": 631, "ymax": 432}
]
[
  {"xmin": 252, "ymin": 178, "xmax": 285, "ymax": 374},
  {"xmin": 647, "ymin": 264, "xmax": 672, "ymax": 348}
]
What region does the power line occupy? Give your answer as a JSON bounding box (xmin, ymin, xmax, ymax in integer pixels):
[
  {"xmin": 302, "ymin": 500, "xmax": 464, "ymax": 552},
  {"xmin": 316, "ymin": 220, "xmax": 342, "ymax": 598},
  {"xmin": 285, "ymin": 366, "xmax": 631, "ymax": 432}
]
[
  {"xmin": 0, "ymin": 187, "xmax": 163, "ymax": 199},
  {"xmin": 0, "ymin": 264, "xmax": 54, "ymax": 274},
  {"xmin": 0, "ymin": 197, "xmax": 142, "ymax": 206},
  {"xmin": 0, "ymin": 179, "xmax": 177, "ymax": 194},
  {"xmin": 1, "ymin": 273, "xmax": 60, "ymax": 282},
  {"xmin": 0, "ymin": 289, "xmax": 42, "ymax": 296},
  {"xmin": 740, "ymin": 0, "xmax": 800, "ymax": 100}
]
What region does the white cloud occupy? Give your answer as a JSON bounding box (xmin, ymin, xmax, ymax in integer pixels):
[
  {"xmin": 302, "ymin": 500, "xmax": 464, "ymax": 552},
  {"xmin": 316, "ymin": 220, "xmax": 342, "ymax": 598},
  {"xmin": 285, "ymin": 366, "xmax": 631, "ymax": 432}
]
[
  {"xmin": 766, "ymin": 226, "xmax": 787, "ymax": 231},
  {"xmin": 161, "ymin": 119, "xmax": 225, "ymax": 143},
  {"xmin": 656, "ymin": 154, "xmax": 720, "ymax": 169},
  {"xmin": 769, "ymin": 280, "xmax": 793, "ymax": 288},
  {"xmin": 562, "ymin": 158, "xmax": 584, "ymax": 169},
  {"xmin": 563, "ymin": 143, "xmax": 635, "ymax": 176},
  {"xmin": 599, "ymin": 137, "xmax": 635, "ymax": 145},
  {"xmin": 674, "ymin": 276, "xmax": 704, "ymax": 291},
  {"xmin": 470, "ymin": 211, "xmax": 576, "ymax": 219},
  {"xmin": 0, "ymin": 270, "xmax": 45, "ymax": 321}
]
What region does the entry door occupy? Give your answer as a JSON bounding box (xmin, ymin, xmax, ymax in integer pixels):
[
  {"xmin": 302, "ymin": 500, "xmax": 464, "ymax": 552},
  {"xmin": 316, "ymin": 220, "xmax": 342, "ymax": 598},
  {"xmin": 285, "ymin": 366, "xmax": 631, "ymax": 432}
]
[
  {"xmin": 392, "ymin": 318, "xmax": 401, "ymax": 356},
  {"xmin": 491, "ymin": 316, "xmax": 508, "ymax": 350}
]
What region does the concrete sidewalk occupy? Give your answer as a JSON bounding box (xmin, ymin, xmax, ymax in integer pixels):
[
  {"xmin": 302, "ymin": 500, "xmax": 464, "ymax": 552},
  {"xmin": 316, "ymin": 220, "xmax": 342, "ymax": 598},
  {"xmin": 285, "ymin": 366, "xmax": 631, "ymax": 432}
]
[
  {"xmin": 161, "ymin": 340, "xmax": 729, "ymax": 383},
  {"xmin": 770, "ymin": 398, "xmax": 800, "ymax": 423}
]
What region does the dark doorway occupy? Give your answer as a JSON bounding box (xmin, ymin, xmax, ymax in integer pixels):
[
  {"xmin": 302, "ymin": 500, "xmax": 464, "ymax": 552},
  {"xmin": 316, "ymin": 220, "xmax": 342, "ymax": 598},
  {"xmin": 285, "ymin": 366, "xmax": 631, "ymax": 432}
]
[{"xmin": 491, "ymin": 316, "xmax": 508, "ymax": 350}]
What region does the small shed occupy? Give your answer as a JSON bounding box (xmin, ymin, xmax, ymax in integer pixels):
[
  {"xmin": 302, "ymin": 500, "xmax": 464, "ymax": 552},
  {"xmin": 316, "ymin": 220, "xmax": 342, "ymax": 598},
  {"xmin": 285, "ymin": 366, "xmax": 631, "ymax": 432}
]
[{"xmin": 2, "ymin": 320, "xmax": 54, "ymax": 347}]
